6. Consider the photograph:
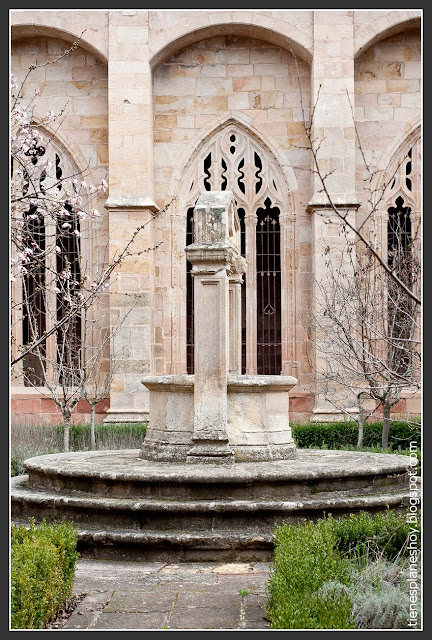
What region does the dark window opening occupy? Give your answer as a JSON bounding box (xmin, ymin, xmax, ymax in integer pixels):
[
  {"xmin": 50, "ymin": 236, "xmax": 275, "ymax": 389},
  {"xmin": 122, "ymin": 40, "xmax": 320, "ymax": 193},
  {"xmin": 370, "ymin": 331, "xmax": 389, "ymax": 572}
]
[
  {"xmin": 238, "ymin": 208, "xmax": 246, "ymax": 374},
  {"xmin": 256, "ymin": 199, "xmax": 281, "ymax": 375},
  {"xmin": 22, "ymin": 207, "xmax": 46, "ymax": 386},
  {"xmin": 186, "ymin": 207, "xmax": 195, "ymax": 374},
  {"xmin": 203, "ymin": 153, "xmax": 212, "ymax": 191},
  {"xmin": 55, "ymin": 206, "xmax": 82, "ymax": 384},
  {"xmin": 387, "ymin": 195, "xmax": 413, "ymax": 376}
]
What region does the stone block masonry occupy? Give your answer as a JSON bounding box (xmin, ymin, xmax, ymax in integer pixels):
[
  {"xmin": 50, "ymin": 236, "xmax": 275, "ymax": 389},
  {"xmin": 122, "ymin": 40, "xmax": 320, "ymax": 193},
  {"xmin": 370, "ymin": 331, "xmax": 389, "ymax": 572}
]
[{"xmin": 10, "ymin": 10, "xmax": 421, "ymax": 424}]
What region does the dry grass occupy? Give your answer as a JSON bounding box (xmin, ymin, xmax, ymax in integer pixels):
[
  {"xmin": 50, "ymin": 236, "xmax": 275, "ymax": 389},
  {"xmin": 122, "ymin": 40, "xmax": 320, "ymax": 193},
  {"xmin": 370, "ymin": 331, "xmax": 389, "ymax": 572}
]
[{"xmin": 10, "ymin": 420, "xmax": 147, "ymax": 476}]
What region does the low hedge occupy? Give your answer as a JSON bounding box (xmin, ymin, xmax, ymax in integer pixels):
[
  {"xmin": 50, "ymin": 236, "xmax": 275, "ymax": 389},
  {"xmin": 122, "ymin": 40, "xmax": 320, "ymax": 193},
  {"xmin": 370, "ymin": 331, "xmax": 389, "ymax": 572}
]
[
  {"xmin": 328, "ymin": 509, "xmax": 421, "ymax": 562},
  {"xmin": 267, "ymin": 510, "xmax": 421, "ymax": 630},
  {"xmin": 292, "ymin": 420, "xmax": 421, "ymax": 450},
  {"xmin": 11, "ymin": 519, "xmax": 79, "ymax": 629},
  {"xmin": 267, "ymin": 517, "xmax": 356, "ymax": 629}
]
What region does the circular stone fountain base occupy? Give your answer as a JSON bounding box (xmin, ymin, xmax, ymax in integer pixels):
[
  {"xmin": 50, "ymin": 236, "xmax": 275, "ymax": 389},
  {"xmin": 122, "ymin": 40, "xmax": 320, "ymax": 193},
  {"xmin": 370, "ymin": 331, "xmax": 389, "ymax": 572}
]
[{"xmin": 11, "ymin": 449, "xmax": 416, "ymax": 562}]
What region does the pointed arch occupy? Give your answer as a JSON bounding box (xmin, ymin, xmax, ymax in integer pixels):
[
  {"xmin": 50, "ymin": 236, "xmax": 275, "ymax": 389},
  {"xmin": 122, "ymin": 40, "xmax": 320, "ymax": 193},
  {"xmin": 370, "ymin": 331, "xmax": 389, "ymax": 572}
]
[
  {"xmin": 162, "ymin": 116, "xmax": 299, "ymax": 377},
  {"xmin": 169, "ymin": 113, "xmax": 297, "ymax": 210},
  {"xmin": 378, "ymin": 123, "xmax": 421, "ymax": 213},
  {"xmin": 11, "ymin": 127, "xmax": 96, "ymax": 388}
]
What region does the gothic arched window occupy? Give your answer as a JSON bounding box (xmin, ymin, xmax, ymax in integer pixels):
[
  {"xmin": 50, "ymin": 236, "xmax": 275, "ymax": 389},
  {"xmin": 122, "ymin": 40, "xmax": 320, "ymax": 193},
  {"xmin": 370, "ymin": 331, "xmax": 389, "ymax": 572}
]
[
  {"xmin": 183, "ymin": 125, "xmax": 290, "ymax": 375},
  {"xmin": 383, "ymin": 137, "xmax": 421, "ymax": 377},
  {"xmin": 12, "ymin": 137, "xmax": 84, "ymax": 387}
]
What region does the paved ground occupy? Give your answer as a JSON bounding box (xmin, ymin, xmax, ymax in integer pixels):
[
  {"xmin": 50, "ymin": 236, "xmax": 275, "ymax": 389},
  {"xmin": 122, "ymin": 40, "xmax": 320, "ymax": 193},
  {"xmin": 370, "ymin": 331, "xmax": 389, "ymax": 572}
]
[{"xmin": 62, "ymin": 558, "xmax": 272, "ymax": 630}]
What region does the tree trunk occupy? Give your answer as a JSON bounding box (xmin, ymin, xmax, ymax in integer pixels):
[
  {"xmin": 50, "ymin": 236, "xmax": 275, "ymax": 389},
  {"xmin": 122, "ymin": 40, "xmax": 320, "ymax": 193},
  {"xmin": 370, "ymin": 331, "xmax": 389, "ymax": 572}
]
[
  {"xmin": 63, "ymin": 414, "xmax": 70, "ymax": 452},
  {"xmin": 90, "ymin": 404, "xmax": 96, "ymax": 450},
  {"xmin": 357, "ymin": 415, "xmax": 364, "ymax": 448},
  {"xmin": 356, "ymin": 396, "xmax": 365, "ymax": 448},
  {"xmin": 382, "ymin": 404, "xmax": 391, "ymax": 450}
]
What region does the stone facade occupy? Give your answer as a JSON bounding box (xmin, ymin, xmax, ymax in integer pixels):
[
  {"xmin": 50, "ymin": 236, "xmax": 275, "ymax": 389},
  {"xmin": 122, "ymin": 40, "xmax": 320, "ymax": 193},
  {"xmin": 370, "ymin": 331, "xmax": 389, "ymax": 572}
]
[{"xmin": 10, "ymin": 9, "xmax": 421, "ymax": 424}]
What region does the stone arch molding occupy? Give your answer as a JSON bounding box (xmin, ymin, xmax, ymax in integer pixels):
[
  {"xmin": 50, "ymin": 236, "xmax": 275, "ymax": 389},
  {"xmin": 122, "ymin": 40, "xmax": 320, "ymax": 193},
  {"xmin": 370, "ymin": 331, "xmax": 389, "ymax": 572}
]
[
  {"xmin": 354, "ymin": 11, "xmax": 421, "ymax": 59},
  {"xmin": 369, "ymin": 123, "xmax": 421, "ymax": 260},
  {"xmin": 11, "ymin": 21, "xmax": 108, "ymax": 63},
  {"xmin": 13, "ymin": 123, "xmax": 99, "ymax": 281},
  {"xmin": 149, "ymin": 12, "xmax": 312, "ymax": 69},
  {"xmin": 29, "ymin": 118, "xmax": 96, "ymax": 179},
  {"xmin": 163, "ymin": 114, "xmax": 299, "ymax": 376},
  {"xmin": 374, "ymin": 120, "xmax": 421, "ymax": 213}
]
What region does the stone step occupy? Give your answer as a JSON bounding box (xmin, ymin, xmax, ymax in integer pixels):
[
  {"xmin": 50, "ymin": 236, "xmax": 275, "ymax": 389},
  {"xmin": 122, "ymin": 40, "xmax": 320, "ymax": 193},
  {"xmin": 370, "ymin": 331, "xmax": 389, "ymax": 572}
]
[
  {"xmin": 22, "ymin": 449, "xmax": 411, "ymax": 500},
  {"xmin": 11, "ymin": 448, "xmax": 417, "ymax": 562},
  {"xmin": 11, "ymin": 474, "xmax": 410, "ymax": 531}
]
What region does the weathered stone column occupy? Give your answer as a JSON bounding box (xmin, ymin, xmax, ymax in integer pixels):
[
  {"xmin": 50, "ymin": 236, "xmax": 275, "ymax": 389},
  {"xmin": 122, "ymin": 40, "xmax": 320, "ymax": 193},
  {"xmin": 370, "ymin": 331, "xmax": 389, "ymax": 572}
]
[
  {"xmin": 244, "ymin": 213, "xmax": 257, "ymax": 374},
  {"xmin": 104, "ymin": 10, "xmax": 159, "ymax": 423},
  {"xmin": 228, "ymin": 269, "xmax": 244, "ymax": 374},
  {"xmin": 185, "ymin": 191, "xmax": 245, "ymax": 464},
  {"xmin": 308, "ymin": 11, "xmax": 361, "ymax": 420}
]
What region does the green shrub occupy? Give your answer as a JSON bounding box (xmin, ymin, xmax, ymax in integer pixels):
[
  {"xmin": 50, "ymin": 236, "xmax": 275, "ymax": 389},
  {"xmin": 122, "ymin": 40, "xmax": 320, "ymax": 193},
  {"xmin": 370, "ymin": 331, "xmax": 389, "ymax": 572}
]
[
  {"xmin": 291, "ymin": 420, "xmax": 421, "ymax": 451},
  {"xmin": 267, "ymin": 518, "xmax": 356, "ymax": 629},
  {"xmin": 10, "ymin": 519, "xmax": 79, "ymax": 629},
  {"xmin": 328, "ymin": 510, "xmax": 420, "ymax": 562},
  {"xmin": 267, "ymin": 511, "xmax": 421, "ymax": 629}
]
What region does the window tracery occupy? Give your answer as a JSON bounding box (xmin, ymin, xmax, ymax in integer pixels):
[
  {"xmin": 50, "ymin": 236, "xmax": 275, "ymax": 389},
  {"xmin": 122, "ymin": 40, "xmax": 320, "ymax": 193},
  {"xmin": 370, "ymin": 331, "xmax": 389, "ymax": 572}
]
[
  {"xmin": 184, "ymin": 125, "xmax": 289, "ymax": 375},
  {"xmin": 11, "ymin": 137, "xmax": 84, "ymax": 387}
]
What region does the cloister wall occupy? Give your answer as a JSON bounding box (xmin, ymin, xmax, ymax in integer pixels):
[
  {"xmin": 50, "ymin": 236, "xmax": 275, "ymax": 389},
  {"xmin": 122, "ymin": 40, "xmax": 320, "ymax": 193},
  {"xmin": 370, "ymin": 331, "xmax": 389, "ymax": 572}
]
[{"xmin": 10, "ymin": 9, "xmax": 421, "ymax": 425}]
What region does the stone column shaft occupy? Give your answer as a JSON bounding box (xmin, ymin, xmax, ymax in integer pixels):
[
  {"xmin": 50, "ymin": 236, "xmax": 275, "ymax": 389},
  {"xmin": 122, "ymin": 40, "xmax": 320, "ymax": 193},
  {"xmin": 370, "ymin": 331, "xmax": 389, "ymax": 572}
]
[
  {"xmin": 228, "ymin": 274, "xmax": 243, "ymax": 374},
  {"xmin": 192, "ymin": 264, "xmax": 229, "ymax": 440}
]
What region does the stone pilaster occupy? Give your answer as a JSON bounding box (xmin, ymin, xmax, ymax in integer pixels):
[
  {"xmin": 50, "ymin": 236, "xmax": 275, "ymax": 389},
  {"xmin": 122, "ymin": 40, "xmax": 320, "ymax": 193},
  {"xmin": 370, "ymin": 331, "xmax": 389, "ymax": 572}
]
[
  {"xmin": 309, "ymin": 11, "xmax": 361, "ymax": 420},
  {"xmin": 308, "ymin": 202, "xmax": 360, "ymax": 421},
  {"xmin": 103, "ymin": 197, "xmax": 158, "ymax": 424},
  {"xmin": 310, "ymin": 10, "xmax": 357, "ymax": 204},
  {"xmin": 108, "ymin": 10, "xmax": 154, "ymax": 199},
  {"xmin": 104, "ymin": 11, "xmax": 158, "ymax": 423}
]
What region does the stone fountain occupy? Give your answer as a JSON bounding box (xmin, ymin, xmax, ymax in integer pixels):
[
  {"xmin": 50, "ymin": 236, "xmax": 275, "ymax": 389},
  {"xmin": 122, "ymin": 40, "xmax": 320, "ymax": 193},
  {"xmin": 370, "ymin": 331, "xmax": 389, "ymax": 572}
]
[
  {"xmin": 140, "ymin": 191, "xmax": 297, "ymax": 465},
  {"xmin": 11, "ymin": 192, "xmax": 416, "ymax": 562}
]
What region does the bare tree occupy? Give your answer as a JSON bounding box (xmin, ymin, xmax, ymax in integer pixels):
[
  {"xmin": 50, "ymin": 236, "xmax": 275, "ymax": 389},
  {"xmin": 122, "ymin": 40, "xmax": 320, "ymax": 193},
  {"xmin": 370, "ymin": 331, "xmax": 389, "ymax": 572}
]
[
  {"xmin": 286, "ymin": 44, "xmax": 421, "ymax": 444},
  {"xmin": 81, "ymin": 297, "xmax": 139, "ymax": 450},
  {"xmin": 311, "ymin": 229, "xmax": 420, "ymax": 449},
  {"xmin": 289, "ymin": 46, "xmax": 421, "ymax": 307},
  {"xmin": 10, "ymin": 45, "xmax": 173, "ymax": 450}
]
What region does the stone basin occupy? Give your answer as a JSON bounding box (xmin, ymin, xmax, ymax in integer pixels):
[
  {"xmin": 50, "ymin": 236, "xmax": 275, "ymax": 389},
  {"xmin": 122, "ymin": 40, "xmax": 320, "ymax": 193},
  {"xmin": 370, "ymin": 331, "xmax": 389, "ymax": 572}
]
[{"xmin": 139, "ymin": 374, "xmax": 298, "ymax": 462}]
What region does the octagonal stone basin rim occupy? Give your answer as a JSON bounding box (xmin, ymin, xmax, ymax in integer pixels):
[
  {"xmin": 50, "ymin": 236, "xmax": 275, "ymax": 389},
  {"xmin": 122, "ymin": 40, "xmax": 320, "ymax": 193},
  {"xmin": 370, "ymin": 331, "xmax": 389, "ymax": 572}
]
[{"xmin": 141, "ymin": 373, "xmax": 299, "ymax": 392}]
